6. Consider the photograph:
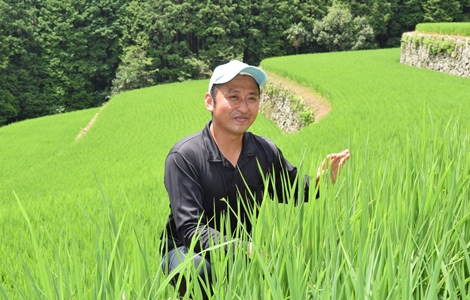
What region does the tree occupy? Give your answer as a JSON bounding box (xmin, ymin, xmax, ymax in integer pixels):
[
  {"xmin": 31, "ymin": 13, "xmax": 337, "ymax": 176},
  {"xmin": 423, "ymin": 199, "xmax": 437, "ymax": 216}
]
[
  {"xmin": 346, "ymin": 0, "xmax": 392, "ymax": 45},
  {"xmin": 460, "ymin": 0, "xmax": 470, "ymax": 21},
  {"xmin": 387, "ymin": 0, "xmax": 424, "ymax": 47},
  {"xmin": 195, "ymin": 0, "xmax": 248, "ymax": 67},
  {"xmin": 422, "ymin": 0, "xmax": 463, "ymax": 22},
  {"xmin": 36, "ymin": 0, "xmax": 123, "ymax": 111},
  {"xmin": 119, "ymin": 0, "xmax": 199, "ymax": 84},
  {"xmin": 0, "ymin": 2, "xmax": 20, "ymax": 124},
  {"xmin": 110, "ymin": 44, "xmax": 158, "ymax": 96},
  {"xmin": 0, "ymin": 89, "xmax": 19, "ymax": 125},
  {"xmin": 0, "ymin": 0, "xmax": 54, "ymax": 121},
  {"xmin": 284, "ymin": 22, "xmax": 310, "ymax": 54},
  {"xmin": 243, "ymin": 0, "xmax": 302, "ymax": 64},
  {"xmin": 0, "ymin": 0, "xmax": 124, "ymax": 125},
  {"xmin": 313, "ymin": 4, "xmax": 375, "ymax": 52}
]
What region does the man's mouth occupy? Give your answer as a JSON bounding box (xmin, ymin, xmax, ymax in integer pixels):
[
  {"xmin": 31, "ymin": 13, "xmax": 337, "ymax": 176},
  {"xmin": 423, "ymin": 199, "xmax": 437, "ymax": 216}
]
[{"xmin": 233, "ymin": 116, "xmax": 249, "ymax": 122}]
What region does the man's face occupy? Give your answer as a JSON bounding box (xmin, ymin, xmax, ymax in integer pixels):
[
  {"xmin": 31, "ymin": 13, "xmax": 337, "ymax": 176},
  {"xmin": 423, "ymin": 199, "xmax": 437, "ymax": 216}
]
[{"xmin": 205, "ymin": 74, "xmax": 260, "ymax": 137}]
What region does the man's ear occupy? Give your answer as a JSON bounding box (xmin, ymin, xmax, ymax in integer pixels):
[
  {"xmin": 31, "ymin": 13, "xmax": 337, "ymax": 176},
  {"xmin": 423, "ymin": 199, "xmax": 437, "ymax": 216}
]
[{"xmin": 205, "ymin": 92, "xmax": 214, "ymax": 112}]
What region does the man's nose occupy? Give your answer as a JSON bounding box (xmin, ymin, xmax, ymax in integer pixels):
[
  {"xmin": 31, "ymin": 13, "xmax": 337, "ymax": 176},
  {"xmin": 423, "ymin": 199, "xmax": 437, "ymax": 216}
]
[{"xmin": 237, "ymin": 98, "xmax": 250, "ymax": 112}]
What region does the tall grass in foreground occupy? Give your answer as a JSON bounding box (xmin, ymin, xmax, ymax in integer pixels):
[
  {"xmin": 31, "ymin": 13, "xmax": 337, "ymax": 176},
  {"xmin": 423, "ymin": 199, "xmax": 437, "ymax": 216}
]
[{"xmin": 2, "ymin": 118, "xmax": 468, "ymax": 299}]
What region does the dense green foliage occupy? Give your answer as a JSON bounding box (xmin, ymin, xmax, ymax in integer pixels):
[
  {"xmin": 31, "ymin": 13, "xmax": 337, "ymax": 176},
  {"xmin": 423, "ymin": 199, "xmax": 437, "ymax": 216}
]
[
  {"xmin": 0, "ymin": 0, "xmax": 123, "ymax": 124},
  {"xmin": 312, "ymin": 4, "xmax": 375, "ymax": 51},
  {"xmin": 416, "ymin": 22, "xmax": 470, "ymax": 36},
  {"xmin": 1, "ymin": 49, "xmax": 469, "ymax": 298},
  {"xmin": 2, "ymin": 0, "xmax": 470, "ymax": 126}
]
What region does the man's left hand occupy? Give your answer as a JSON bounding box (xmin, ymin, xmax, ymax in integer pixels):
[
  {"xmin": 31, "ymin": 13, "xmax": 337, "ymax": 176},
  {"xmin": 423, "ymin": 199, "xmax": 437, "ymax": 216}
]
[{"xmin": 316, "ymin": 149, "xmax": 350, "ymax": 184}]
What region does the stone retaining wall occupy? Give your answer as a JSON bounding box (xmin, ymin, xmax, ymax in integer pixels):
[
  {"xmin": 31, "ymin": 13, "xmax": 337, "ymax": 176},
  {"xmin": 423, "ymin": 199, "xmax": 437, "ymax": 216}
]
[
  {"xmin": 260, "ymin": 83, "xmax": 314, "ymax": 133},
  {"xmin": 400, "ymin": 32, "xmax": 470, "ymax": 78}
]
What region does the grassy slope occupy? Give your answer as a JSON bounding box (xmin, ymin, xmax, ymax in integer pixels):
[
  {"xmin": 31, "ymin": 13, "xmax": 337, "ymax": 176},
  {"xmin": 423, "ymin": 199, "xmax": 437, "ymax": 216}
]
[
  {"xmin": 261, "ymin": 48, "xmax": 470, "ymax": 159},
  {"xmin": 0, "ymin": 81, "xmax": 210, "ymax": 242},
  {"xmin": 0, "ymin": 48, "xmax": 469, "ymax": 298}
]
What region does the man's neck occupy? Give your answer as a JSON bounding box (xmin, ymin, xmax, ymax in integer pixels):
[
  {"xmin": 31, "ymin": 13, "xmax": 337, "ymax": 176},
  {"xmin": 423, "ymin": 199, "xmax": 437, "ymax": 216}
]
[{"xmin": 210, "ymin": 123, "xmax": 243, "ymax": 167}]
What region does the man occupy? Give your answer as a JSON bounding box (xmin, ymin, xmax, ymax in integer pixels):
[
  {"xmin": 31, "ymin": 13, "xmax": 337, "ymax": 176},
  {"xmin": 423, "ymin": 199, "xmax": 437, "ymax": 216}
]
[{"xmin": 161, "ymin": 60, "xmax": 350, "ymax": 297}]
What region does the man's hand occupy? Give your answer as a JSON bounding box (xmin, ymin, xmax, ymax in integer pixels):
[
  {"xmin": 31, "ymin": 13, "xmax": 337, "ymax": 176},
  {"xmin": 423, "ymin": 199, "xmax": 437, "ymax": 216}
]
[{"xmin": 316, "ymin": 149, "xmax": 350, "ymax": 185}]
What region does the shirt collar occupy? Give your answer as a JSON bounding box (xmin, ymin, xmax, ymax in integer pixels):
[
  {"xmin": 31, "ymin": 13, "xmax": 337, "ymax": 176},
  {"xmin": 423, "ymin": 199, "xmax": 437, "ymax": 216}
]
[{"xmin": 202, "ymin": 121, "xmax": 256, "ymax": 162}]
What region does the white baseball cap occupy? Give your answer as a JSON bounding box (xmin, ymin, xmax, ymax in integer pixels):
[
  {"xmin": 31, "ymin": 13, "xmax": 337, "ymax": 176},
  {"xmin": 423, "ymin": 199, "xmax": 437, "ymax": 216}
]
[{"xmin": 208, "ymin": 60, "xmax": 267, "ymax": 92}]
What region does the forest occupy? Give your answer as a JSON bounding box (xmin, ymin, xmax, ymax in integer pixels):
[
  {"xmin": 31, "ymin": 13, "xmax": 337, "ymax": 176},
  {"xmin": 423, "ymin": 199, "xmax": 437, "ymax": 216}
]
[{"xmin": 1, "ymin": 0, "xmax": 469, "ymax": 126}]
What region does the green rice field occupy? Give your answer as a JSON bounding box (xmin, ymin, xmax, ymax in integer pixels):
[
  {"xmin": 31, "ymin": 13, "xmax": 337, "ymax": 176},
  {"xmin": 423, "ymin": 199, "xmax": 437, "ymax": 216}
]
[
  {"xmin": 0, "ymin": 48, "xmax": 469, "ymax": 299},
  {"xmin": 416, "ymin": 22, "xmax": 470, "ymax": 37}
]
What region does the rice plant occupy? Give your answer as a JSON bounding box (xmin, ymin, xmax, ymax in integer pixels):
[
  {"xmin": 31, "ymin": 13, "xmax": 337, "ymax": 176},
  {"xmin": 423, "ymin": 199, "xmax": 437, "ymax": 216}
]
[{"xmin": 1, "ymin": 49, "xmax": 469, "ymax": 298}]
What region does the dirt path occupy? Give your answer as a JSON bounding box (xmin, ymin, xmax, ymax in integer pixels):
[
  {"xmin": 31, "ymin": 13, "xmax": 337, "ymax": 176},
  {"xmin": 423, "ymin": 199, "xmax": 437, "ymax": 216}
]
[
  {"xmin": 75, "ymin": 103, "xmax": 107, "ymax": 141},
  {"xmin": 263, "ymin": 70, "xmax": 331, "ymax": 122}
]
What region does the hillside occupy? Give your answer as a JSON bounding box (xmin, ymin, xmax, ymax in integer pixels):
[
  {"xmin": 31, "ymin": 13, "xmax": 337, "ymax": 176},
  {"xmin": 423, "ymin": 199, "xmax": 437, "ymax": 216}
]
[{"xmin": 1, "ymin": 48, "xmax": 469, "ymax": 299}]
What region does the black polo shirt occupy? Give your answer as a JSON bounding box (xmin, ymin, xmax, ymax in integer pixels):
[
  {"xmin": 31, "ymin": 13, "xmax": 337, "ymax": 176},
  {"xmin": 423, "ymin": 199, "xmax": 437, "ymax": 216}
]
[{"xmin": 163, "ymin": 121, "xmax": 310, "ymax": 254}]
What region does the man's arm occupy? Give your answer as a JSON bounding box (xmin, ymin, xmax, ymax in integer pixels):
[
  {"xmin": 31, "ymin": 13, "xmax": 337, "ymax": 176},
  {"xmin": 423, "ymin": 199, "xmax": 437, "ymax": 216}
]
[{"xmin": 165, "ymin": 152, "xmax": 222, "ymax": 253}]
